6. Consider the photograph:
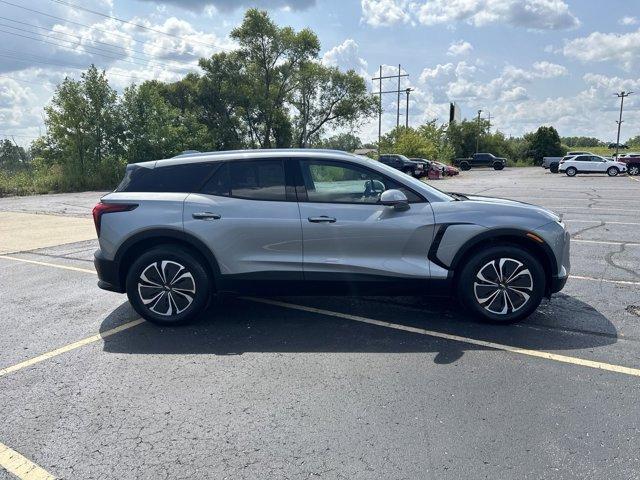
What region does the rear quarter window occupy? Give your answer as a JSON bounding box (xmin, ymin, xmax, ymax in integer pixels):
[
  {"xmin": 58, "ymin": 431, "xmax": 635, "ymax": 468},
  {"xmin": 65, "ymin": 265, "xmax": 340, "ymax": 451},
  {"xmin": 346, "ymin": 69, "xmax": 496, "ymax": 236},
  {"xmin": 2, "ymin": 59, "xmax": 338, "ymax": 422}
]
[{"xmin": 115, "ymin": 162, "xmax": 217, "ymax": 193}]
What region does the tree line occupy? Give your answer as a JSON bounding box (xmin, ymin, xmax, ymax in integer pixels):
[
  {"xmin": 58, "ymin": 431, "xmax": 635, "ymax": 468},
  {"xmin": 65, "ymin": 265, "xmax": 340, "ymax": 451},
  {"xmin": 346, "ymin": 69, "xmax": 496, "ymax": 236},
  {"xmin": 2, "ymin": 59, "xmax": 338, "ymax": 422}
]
[{"xmin": 1, "ymin": 8, "xmax": 637, "ymax": 195}]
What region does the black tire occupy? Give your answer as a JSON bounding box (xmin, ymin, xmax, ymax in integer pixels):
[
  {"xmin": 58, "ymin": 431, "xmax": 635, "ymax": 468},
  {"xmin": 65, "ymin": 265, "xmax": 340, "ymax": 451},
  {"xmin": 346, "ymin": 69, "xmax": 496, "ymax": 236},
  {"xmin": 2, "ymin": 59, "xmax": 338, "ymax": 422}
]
[
  {"xmin": 493, "ymin": 163, "xmax": 504, "ymax": 170},
  {"xmin": 126, "ymin": 245, "xmax": 211, "ymax": 325},
  {"xmin": 460, "ymin": 162, "xmax": 470, "ymax": 171},
  {"xmin": 629, "ymin": 164, "xmax": 639, "ymax": 176},
  {"xmin": 565, "ymin": 166, "xmax": 577, "ymax": 177},
  {"xmin": 457, "ymin": 246, "xmax": 545, "ymax": 324},
  {"xmin": 549, "ymin": 162, "xmax": 559, "ymax": 173},
  {"xmin": 607, "ymin": 166, "xmax": 619, "ymax": 177}
]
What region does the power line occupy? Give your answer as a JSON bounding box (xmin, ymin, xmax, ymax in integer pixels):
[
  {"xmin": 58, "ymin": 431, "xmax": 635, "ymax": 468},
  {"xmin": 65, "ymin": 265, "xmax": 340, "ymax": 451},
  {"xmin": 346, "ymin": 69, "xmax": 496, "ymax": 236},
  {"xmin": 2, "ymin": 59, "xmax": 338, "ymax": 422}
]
[
  {"xmin": 49, "ymin": 0, "xmax": 226, "ymax": 51},
  {"xmin": 0, "ymin": 74, "xmax": 54, "ymax": 87},
  {"xmin": 0, "ymin": 50, "xmax": 161, "ymax": 82},
  {"xmin": 0, "ymin": 27, "xmax": 189, "ymax": 71},
  {"xmin": 0, "ymin": 15, "xmax": 185, "ymax": 66},
  {"xmin": 0, "ymin": 1, "xmax": 209, "ymax": 61}
]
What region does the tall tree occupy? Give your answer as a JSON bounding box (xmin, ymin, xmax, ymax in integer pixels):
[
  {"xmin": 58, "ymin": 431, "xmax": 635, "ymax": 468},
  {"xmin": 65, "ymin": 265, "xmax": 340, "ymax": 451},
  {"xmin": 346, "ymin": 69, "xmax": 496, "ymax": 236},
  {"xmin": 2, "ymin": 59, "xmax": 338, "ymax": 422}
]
[
  {"xmin": 525, "ymin": 126, "xmax": 565, "ymax": 165},
  {"xmin": 228, "ymin": 8, "xmax": 320, "ymax": 147},
  {"xmin": 291, "ymin": 63, "xmax": 377, "ymax": 147}
]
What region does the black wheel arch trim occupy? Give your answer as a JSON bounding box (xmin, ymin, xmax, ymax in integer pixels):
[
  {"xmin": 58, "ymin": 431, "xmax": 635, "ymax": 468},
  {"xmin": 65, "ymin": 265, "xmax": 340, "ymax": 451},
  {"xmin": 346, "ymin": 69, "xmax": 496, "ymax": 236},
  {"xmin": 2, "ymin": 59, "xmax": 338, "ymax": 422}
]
[
  {"xmin": 114, "ymin": 228, "xmax": 222, "ymax": 288},
  {"xmin": 429, "ymin": 225, "xmax": 559, "ymax": 282}
]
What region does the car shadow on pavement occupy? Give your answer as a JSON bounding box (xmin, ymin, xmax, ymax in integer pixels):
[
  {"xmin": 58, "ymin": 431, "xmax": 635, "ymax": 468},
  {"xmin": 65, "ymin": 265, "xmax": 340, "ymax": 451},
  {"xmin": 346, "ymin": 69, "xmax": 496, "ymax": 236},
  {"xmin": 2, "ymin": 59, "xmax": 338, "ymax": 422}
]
[{"xmin": 100, "ymin": 293, "xmax": 618, "ymax": 365}]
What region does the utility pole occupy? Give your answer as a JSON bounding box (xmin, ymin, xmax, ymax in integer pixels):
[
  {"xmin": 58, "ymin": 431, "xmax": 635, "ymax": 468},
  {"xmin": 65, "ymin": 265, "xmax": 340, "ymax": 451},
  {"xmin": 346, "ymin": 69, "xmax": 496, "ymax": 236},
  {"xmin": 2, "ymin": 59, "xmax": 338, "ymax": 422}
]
[
  {"xmin": 396, "ymin": 64, "xmax": 401, "ymax": 128},
  {"xmin": 405, "ymin": 88, "xmax": 413, "ymax": 129},
  {"xmin": 372, "ymin": 66, "xmax": 409, "ymax": 155},
  {"xmin": 476, "ymin": 109, "xmax": 482, "ymax": 154},
  {"xmin": 614, "ymin": 91, "xmax": 633, "ymax": 158},
  {"xmin": 486, "ymin": 111, "xmax": 491, "ymax": 132}
]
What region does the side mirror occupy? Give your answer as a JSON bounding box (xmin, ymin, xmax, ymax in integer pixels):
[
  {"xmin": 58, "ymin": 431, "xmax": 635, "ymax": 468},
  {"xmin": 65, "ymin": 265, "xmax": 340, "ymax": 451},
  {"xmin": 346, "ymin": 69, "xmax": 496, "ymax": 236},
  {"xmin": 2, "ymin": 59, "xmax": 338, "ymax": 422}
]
[{"xmin": 380, "ymin": 189, "xmax": 410, "ymax": 211}]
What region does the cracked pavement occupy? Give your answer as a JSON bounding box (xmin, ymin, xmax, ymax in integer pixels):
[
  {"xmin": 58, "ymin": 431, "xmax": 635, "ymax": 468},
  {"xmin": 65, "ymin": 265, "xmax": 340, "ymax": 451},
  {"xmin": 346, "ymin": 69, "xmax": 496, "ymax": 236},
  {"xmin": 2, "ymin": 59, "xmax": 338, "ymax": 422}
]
[{"xmin": 1, "ymin": 167, "xmax": 639, "ymax": 479}]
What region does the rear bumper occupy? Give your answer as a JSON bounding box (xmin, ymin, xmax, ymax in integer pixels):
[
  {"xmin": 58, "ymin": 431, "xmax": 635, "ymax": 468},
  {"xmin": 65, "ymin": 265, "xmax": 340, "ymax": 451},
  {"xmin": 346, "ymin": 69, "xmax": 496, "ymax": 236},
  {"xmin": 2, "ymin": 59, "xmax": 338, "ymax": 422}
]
[{"xmin": 94, "ymin": 249, "xmax": 125, "ymax": 293}]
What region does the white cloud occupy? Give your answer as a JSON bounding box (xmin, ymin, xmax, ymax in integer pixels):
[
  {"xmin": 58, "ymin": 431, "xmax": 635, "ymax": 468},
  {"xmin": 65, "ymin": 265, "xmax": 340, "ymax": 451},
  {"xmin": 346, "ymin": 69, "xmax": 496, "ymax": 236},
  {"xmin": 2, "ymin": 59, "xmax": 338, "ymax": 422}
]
[
  {"xmin": 361, "ymin": 0, "xmax": 579, "ymax": 30},
  {"xmin": 532, "ymin": 61, "xmax": 568, "ymax": 78},
  {"xmin": 500, "ymin": 86, "xmax": 529, "ymax": 102},
  {"xmin": 619, "ymin": 16, "xmax": 638, "ymax": 26},
  {"xmin": 564, "ymin": 28, "xmax": 640, "ymax": 70},
  {"xmin": 360, "ymin": 0, "xmax": 412, "ymax": 27},
  {"xmin": 136, "ymin": 0, "xmax": 315, "ymax": 12},
  {"xmin": 322, "ymin": 39, "xmax": 369, "ymax": 78},
  {"xmin": 447, "ymin": 40, "xmax": 473, "ymax": 57}
]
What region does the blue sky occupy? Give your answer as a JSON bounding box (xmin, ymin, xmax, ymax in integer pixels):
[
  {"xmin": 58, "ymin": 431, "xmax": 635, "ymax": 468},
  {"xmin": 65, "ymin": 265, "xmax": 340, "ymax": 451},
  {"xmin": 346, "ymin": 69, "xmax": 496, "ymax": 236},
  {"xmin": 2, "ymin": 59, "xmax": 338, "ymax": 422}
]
[{"xmin": 1, "ymin": 0, "xmax": 639, "ymax": 145}]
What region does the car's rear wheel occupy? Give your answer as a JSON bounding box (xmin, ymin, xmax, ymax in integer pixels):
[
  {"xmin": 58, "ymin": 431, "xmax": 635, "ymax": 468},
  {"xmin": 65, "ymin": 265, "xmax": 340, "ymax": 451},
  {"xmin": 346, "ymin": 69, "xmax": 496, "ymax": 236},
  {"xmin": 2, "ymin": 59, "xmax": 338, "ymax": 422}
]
[
  {"xmin": 126, "ymin": 246, "xmax": 210, "ymax": 325},
  {"xmin": 629, "ymin": 164, "xmax": 639, "ymax": 176},
  {"xmin": 607, "ymin": 166, "xmax": 619, "ymax": 177},
  {"xmin": 460, "ymin": 162, "xmax": 470, "ymax": 171},
  {"xmin": 458, "ymin": 246, "xmax": 545, "ymax": 324},
  {"xmin": 565, "ymin": 167, "xmax": 577, "ymax": 177},
  {"xmin": 549, "ymin": 162, "xmax": 559, "ymax": 173}
]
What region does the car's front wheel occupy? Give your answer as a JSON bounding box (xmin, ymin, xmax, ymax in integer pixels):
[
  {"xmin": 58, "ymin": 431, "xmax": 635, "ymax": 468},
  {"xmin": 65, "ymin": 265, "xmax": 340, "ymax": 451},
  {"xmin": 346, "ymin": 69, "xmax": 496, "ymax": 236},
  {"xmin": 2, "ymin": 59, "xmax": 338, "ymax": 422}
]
[
  {"xmin": 629, "ymin": 164, "xmax": 639, "ymax": 176},
  {"xmin": 126, "ymin": 246, "xmax": 210, "ymax": 325},
  {"xmin": 493, "ymin": 163, "xmax": 504, "ymax": 170},
  {"xmin": 607, "ymin": 166, "xmax": 619, "ymax": 177},
  {"xmin": 565, "ymin": 166, "xmax": 577, "ymax": 177},
  {"xmin": 458, "ymin": 246, "xmax": 545, "ymax": 324}
]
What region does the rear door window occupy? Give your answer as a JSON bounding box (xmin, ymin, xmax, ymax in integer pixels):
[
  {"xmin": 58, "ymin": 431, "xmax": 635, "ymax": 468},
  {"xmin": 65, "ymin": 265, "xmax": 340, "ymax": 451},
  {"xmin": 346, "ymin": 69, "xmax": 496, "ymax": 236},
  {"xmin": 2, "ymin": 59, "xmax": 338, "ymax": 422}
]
[{"xmin": 201, "ymin": 160, "xmax": 287, "ymax": 201}]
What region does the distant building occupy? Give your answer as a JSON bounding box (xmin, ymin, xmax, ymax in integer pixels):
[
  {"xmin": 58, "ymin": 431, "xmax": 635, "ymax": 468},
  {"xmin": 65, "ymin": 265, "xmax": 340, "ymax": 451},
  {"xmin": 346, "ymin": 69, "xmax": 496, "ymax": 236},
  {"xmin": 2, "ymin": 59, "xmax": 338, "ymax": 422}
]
[{"xmin": 353, "ymin": 148, "xmax": 377, "ymax": 156}]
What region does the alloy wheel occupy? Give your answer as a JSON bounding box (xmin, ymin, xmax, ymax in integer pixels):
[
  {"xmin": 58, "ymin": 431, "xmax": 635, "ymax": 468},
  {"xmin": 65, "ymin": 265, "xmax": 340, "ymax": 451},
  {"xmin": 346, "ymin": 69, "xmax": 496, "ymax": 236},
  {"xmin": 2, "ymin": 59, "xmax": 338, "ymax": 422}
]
[
  {"xmin": 137, "ymin": 260, "xmax": 196, "ymax": 316},
  {"xmin": 473, "ymin": 258, "xmax": 533, "ymax": 315}
]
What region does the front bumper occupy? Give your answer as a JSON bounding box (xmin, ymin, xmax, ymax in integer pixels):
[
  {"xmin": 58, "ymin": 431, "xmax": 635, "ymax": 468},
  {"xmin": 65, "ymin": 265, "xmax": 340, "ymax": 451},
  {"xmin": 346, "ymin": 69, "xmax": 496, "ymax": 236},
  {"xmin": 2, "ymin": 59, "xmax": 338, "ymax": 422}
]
[{"xmin": 94, "ymin": 249, "xmax": 125, "ymax": 293}]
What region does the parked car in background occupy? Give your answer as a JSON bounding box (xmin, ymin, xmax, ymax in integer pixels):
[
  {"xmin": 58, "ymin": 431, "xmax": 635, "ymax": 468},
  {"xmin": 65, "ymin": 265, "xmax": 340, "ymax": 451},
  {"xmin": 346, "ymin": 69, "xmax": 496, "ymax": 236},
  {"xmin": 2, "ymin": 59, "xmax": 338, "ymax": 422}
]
[
  {"xmin": 94, "ymin": 148, "xmax": 570, "ymax": 325},
  {"xmin": 559, "ymin": 154, "xmax": 627, "ymax": 177},
  {"xmin": 378, "ymin": 154, "xmax": 425, "ymax": 178},
  {"xmin": 432, "ymin": 161, "xmax": 459, "ymax": 176},
  {"xmin": 616, "ymin": 153, "xmax": 640, "ymax": 175},
  {"xmin": 409, "ymin": 158, "xmax": 432, "ymax": 177},
  {"xmin": 542, "ymin": 157, "xmax": 562, "ymax": 169},
  {"xmin": 453, "ymin": 153, "xmax": 506, "ymax": 171},
  {"xmin": 608, "ymin": 143, "xmax": 628, "ymax": 150}
]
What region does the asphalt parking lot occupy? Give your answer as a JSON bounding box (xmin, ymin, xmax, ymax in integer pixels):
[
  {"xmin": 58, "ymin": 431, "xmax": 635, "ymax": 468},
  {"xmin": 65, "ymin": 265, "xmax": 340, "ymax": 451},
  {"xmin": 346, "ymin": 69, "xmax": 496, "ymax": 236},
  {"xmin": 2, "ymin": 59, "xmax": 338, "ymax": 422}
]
[{"xmin": 1, "ymin": 167, "xmax": 639, "ymax": 479}]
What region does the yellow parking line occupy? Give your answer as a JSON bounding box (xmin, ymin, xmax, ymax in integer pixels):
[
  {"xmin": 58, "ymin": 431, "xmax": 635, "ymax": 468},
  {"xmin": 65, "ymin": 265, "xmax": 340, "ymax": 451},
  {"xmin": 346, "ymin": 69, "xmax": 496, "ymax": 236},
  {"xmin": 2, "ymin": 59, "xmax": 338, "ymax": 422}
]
[
  {"xmin": 247, "ymin": 298, "xmax": 640, "ymax": 378},
  {"xmin": 0, "ymin": 255, "xmax": 95, "ymax": 274},
  {"xmin": 629, "ymin": 176, "xmax": 639, "ymax": 183},
  {"xmin": 0, "ymin": 319, "xmax": 144, "ymax": 378},
  {"xmin": 0, "ymin": 441, "xmax": 55, "ymax": 480}
]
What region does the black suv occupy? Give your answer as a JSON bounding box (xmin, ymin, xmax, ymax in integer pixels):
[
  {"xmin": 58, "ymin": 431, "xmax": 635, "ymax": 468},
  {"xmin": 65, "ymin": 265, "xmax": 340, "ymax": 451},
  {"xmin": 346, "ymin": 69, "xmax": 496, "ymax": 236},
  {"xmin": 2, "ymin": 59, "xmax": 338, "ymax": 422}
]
[{"xmin": 378, "ymin": 154, "xmax": 424, "ymax": 177}]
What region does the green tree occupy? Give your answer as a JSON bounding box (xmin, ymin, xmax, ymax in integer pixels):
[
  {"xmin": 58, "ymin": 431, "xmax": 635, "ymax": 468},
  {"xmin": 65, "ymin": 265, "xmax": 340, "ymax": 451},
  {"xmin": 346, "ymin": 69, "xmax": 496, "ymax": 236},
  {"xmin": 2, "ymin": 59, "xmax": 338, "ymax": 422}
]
[
  {"xmin": 228, "ymin": 8, "xmax": 320, "ymax": 147},
  {"xmin": 43, "ymin": 65, "xmax": 121, "ymax": 189},
  {"xmin": 627, "ymin": 135, "xmax": 640, "ymax": 148},
  {"xmin": 291, "ymin": 62, "xmax": 377, "ymax": 147},
  {"xmin": 525, "ymin": 126, "xmax": 565, "ymax": 165},
  {"xmin": 0, "ymin": 139, "xmax": 28, "ymax": 171},
  {"xmin": 315, "ymin": 132, "xmax": 363, "ymax": 152},
  {"xmin": 120, "ymin": 82, "xmax": 183, "ymax": 164}
]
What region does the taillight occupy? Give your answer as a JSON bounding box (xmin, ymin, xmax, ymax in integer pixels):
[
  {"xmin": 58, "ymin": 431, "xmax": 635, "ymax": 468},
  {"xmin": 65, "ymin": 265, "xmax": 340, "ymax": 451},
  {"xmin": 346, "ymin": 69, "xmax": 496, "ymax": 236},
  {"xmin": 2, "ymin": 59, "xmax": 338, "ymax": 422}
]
[{"xmin": 92, "ymin": 202, "xmax": 137, "ymax": 236}]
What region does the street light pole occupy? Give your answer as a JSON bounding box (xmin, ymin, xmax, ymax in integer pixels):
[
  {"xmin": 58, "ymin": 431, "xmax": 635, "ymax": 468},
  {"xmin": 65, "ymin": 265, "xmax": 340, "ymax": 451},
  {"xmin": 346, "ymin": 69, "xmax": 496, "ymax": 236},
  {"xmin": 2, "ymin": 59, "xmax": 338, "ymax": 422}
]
[
  {"xmin": 614, "ymin": 91, "xmax": 633, "ymax": 158},
  {"xmin": 476, "ymin": 109, "xmax": 482, "ymax": 154},
  {"xmin": 405, "ymin": 88, "xmax": 413, "ymax": 129}
]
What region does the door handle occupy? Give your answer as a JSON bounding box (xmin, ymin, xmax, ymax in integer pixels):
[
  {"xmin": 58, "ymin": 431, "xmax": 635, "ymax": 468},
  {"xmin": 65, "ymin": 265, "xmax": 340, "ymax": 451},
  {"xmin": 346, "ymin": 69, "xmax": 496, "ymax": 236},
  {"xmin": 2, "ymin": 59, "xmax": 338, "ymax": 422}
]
[
  {"xmin": 308, "ymin": 216, "xmax": 336, "ymax": 223},
  {"xmin": 192, "ymin": 212, "xmax": 221, "ymax": 220}
]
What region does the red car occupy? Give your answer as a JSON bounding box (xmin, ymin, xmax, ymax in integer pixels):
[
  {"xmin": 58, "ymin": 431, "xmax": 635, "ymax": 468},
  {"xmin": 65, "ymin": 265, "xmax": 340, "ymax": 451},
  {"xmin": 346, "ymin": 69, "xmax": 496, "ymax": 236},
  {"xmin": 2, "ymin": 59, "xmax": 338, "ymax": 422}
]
[
  {"xmin": 616, "ymin": 153, "xmax": 640, "ymax": 176},
  {"xmin": 433, "ymin": 161, "xmax": 460, "ymax": 176}
]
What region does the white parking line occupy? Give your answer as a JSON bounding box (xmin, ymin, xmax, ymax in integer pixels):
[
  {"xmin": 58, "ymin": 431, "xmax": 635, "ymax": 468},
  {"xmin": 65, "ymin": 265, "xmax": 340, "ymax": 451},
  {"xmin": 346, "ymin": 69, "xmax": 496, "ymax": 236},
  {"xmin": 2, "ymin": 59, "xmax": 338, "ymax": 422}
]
[
  {"xmin": 572, "ymin": 239, "xmax": 640, "ymax": 247},
  {"xmin": 0, "ymin": 441, "xmax": 55, "ymax": 480},
  {"xmin": 247, "ymin": 298, "xmax": 640, "ymax": 377},
  {"xmin": 569, "ymin": 275, "xmax": 640, "ymax": 286},
  {"xmin": 567, "ymin": 220, "xmax": 640, "ymax": 226}
]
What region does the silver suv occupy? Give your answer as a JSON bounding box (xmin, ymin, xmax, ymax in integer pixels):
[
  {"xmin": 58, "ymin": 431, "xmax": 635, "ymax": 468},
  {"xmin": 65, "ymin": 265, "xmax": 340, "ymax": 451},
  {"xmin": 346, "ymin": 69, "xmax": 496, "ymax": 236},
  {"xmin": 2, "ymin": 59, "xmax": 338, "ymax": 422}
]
[{"xmin": 93, "ymin": 149, "xmax": 570, "ymax": 325}]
